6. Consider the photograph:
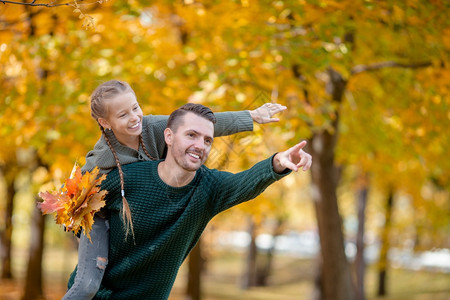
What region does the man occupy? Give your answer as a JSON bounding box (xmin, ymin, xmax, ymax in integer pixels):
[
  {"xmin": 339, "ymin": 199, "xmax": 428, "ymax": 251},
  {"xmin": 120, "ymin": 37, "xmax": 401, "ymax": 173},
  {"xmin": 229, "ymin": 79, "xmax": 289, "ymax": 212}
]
[{"xmin": 68, "ymin": 103, "xmax": 312, "ymax": 299}]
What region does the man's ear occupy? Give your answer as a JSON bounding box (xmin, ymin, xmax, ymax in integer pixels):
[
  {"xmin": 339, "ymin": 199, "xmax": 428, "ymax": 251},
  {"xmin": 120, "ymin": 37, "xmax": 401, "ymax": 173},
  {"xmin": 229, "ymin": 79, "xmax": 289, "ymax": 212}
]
[
  {"xmin": 164, "ymin": 128, "xmax": 173, "ymax": 146},
  {"xmin": 98, "ymin": 118, "xmax": 111, "ymax": 130}
]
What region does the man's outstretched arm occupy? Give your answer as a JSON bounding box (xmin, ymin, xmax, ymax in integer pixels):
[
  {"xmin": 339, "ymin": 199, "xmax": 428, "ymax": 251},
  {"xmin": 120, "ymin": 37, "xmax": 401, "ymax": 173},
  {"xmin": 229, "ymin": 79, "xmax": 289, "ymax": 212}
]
[{"xmin": 207, "ymin": 140, "xmax": 311, "ymax": 215}]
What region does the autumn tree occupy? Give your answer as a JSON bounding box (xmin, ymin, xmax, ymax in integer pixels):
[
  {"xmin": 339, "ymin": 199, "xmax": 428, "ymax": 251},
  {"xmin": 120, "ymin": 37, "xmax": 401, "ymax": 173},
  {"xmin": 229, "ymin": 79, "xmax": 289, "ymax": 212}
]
[
  {"xmin": 165, "ymin": 1, "xmax": 449, "ymax": 298},
  {"xmin": 1, "ymin": 1, "xmax": 449, "ymax": 299},
  {"xmin": 0, "ymin": 1, "xmax": 108, "ymax": 296}
]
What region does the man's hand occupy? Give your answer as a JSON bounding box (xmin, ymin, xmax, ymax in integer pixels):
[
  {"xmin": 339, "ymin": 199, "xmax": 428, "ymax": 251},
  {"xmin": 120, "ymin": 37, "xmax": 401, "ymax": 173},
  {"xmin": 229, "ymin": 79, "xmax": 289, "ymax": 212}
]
[
  {"xmin": 249, "ymin": 103, "xmax": 287, "ymax": 124},
  {"xmin": 273, "ymin": 140, "xmax": 312, "ymax": 173}
]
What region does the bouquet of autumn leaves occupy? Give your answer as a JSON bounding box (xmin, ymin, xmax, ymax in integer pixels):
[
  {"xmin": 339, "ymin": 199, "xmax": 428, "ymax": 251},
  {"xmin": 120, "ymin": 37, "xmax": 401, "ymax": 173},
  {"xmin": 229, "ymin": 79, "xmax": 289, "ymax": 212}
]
[{"xmin": 37, "ymin": 164, "xmax": 108, "ymax": 242}]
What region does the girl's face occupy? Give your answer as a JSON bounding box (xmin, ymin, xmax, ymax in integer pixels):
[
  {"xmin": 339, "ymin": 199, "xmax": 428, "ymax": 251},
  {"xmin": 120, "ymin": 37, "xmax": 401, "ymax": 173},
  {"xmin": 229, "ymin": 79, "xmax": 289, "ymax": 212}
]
[{"xmin": 98, "ymin": 92, "xmax": 143, "ymax": 145}]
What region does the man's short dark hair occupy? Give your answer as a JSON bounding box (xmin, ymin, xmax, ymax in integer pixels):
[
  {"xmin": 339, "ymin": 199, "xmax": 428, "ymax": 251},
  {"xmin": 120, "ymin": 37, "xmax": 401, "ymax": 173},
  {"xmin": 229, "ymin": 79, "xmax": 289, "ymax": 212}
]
[{"xmin": 167, "ymin": 103, "xmax": 216, "ymax": 132}]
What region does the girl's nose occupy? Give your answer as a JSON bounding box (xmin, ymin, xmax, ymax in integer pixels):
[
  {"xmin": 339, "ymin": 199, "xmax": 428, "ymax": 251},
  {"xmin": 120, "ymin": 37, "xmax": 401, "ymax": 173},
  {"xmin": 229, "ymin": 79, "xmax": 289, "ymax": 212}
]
[{"xmin": 130, "ymin": 112, "xmax": 140, "ymax": 121}]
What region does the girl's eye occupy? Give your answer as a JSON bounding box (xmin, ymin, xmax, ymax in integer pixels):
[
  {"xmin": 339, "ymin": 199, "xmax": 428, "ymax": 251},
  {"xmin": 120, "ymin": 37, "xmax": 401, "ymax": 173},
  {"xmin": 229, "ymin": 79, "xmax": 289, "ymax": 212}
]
[
  {"xmin": 133, "ymin": 106, "xmax": 139, "ymax": 111},
  {"xmin": 119, "ymin": 114, "xmax": 127, "ymax": 118}
]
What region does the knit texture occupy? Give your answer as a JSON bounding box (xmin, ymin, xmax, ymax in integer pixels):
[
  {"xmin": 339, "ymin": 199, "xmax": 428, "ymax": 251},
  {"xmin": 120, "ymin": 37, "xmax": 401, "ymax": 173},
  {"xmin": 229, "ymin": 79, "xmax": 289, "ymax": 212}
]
[
  {"xmin": 68, "ymin": 156, "xmax": 289, "ymax": 299},
  {"xmin": 82, "ymin": 111, "xmax": 253, "ymax": 173}
]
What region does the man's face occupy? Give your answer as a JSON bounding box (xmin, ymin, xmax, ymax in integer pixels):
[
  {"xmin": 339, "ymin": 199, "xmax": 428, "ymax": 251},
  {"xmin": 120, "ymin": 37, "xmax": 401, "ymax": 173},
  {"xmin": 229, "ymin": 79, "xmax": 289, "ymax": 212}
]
[{"xmin": 167, "ymin": 112, "xmax": 214, "ymax": 172}]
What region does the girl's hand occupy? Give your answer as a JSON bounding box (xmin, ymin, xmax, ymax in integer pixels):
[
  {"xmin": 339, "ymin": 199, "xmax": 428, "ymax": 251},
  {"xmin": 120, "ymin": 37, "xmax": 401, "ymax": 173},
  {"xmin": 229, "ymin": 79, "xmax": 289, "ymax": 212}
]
[{"xmin": 249, "ymin": 103, "xmax": 287, "ymax": 124}]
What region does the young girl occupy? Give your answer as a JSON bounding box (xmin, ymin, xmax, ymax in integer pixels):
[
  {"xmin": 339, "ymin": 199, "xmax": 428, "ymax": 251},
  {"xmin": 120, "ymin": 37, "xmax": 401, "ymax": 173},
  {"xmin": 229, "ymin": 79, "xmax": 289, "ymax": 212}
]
[{"xmin": 62, "ymin": 79, "xmax": 286, "ymax": 299}]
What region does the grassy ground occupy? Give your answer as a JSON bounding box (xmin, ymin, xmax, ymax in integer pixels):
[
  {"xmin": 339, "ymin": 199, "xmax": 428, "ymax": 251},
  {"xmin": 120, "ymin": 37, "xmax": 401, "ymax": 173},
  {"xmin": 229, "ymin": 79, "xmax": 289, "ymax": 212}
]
[
  {"xmin": 0, "ymin": 248, "xmax": 449, "ymax": 299},
  {"xmin": 169, "ymin": 251, "xmax": 450, "ymax": 300}
]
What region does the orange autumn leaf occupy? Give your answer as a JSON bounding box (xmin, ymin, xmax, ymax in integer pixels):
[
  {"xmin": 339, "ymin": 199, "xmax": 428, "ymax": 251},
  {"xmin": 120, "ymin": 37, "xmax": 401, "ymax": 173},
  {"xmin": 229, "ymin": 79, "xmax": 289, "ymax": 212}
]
[
  {"xmin": 38, "ymin": 191, "xmax": 67, "ymax": 214},
  {"xmin": 65, "ymin": 166, "xmax": 83, "ymax": 197},
  {"xmin": 37, "ymin": 164, "xmax": 108, "ymax": 242}
]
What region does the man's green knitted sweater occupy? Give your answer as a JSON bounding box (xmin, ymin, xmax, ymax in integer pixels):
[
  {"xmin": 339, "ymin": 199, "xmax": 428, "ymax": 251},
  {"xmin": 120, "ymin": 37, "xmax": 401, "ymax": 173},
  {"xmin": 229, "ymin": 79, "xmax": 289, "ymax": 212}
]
[
  {"xmin": 70, "ymin": 156, "xmax": 289, "ymax": 299},
  {"xmin": 81, "ymin": 111, "xmax": 253, "ymax": 173}
]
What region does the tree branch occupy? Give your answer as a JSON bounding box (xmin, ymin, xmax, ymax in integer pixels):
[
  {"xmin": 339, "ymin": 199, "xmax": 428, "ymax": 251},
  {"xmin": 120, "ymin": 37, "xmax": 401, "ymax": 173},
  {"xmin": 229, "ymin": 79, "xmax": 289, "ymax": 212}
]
[
  {"xmin": 0, "ymin": 0, "xmax": 96, "ymax": 7},
  {"xmin": 351, "ymin": 61, "xmax": 432, "ymax": 75},
  {"xmin": 0, "ymin": 0, "xmax": 73, "ymax": 7}
]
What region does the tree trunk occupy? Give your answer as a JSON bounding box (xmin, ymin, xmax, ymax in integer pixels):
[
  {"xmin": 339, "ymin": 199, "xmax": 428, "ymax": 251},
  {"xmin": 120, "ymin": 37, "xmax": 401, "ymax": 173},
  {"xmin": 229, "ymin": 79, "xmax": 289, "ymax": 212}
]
[
  {"xmin": 310, "ymin": 67, "xmax": 354, "ymax": 300},
  {"xmin": 255, "ymin": 218, "xmax": 284, "ymax": 286},
  {"xmin": 185, "ymin": 238, "xmax": 204, "ymax": 300},
  {"xmin": 241, "ymin": 217, "xmax": 257, "ymax": 289},
  {"xmin": 377, "ymin": 190, "xmax": 394, "ymax": 296},
  {"xmin": 311, "ymin": 131, "xmax": 354, "ymax": 300},
  {"xmin": 312, "ymin": 256, "xmax": 323, "ymax": 300},
  {"xmin": 21, "ymin": 7, "xmax": 54, "ymax": 298},
  {"xmin": 22, "ymin": 197, "xmax": 46, "ymax": 300},
  {"xmin": 355, "ymin": 172, "xmax": 369, "ymax": 300},
  {"xmin": 1, "ymin": 166, "xmax": 17, "ymax": 279}
]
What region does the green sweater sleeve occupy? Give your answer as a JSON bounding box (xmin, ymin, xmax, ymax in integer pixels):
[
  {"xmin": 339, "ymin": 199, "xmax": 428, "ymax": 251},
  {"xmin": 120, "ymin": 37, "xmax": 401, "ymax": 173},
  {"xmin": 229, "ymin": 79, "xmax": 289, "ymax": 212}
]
[
  {"xmin": 207, "ymin": 155, "xmax": 291, "ymax": 215},
  {"xmin": 214, "ymin": 111, "xmax": 254, "ymax": 136}
]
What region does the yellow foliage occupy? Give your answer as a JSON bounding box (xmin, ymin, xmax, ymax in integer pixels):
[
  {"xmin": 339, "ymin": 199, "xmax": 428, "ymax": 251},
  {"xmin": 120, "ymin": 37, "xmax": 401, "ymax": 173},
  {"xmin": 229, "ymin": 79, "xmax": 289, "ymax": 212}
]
[{"xmin": 0, "ymin": 0, "xmax": 449, "ymax": 247}]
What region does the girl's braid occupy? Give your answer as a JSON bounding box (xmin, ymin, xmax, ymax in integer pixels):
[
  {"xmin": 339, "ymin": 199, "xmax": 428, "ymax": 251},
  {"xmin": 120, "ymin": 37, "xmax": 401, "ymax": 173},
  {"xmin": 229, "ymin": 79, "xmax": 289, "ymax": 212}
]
[
  {"xmin": 101, "ymin": 125, "xmax": 134, "ymax": 239},
  {"xmin": 139, "ymin": 134, "xmax": 155, "ymax": 161}
]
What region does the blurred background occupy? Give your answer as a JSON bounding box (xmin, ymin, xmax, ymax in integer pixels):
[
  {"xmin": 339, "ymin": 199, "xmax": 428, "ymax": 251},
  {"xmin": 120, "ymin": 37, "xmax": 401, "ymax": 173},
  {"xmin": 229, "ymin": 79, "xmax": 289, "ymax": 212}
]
[{"xmin": 0, "ymin": 1, "xmax": 449, "ymax": 299}]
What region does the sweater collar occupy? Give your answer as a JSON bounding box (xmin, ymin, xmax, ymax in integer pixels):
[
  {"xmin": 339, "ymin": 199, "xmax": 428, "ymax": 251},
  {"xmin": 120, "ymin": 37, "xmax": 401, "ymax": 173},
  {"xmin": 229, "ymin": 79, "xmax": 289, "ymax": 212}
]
[{"xmin": 153, "ymin": 160, "xmax": 203, "ymax": 192}]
